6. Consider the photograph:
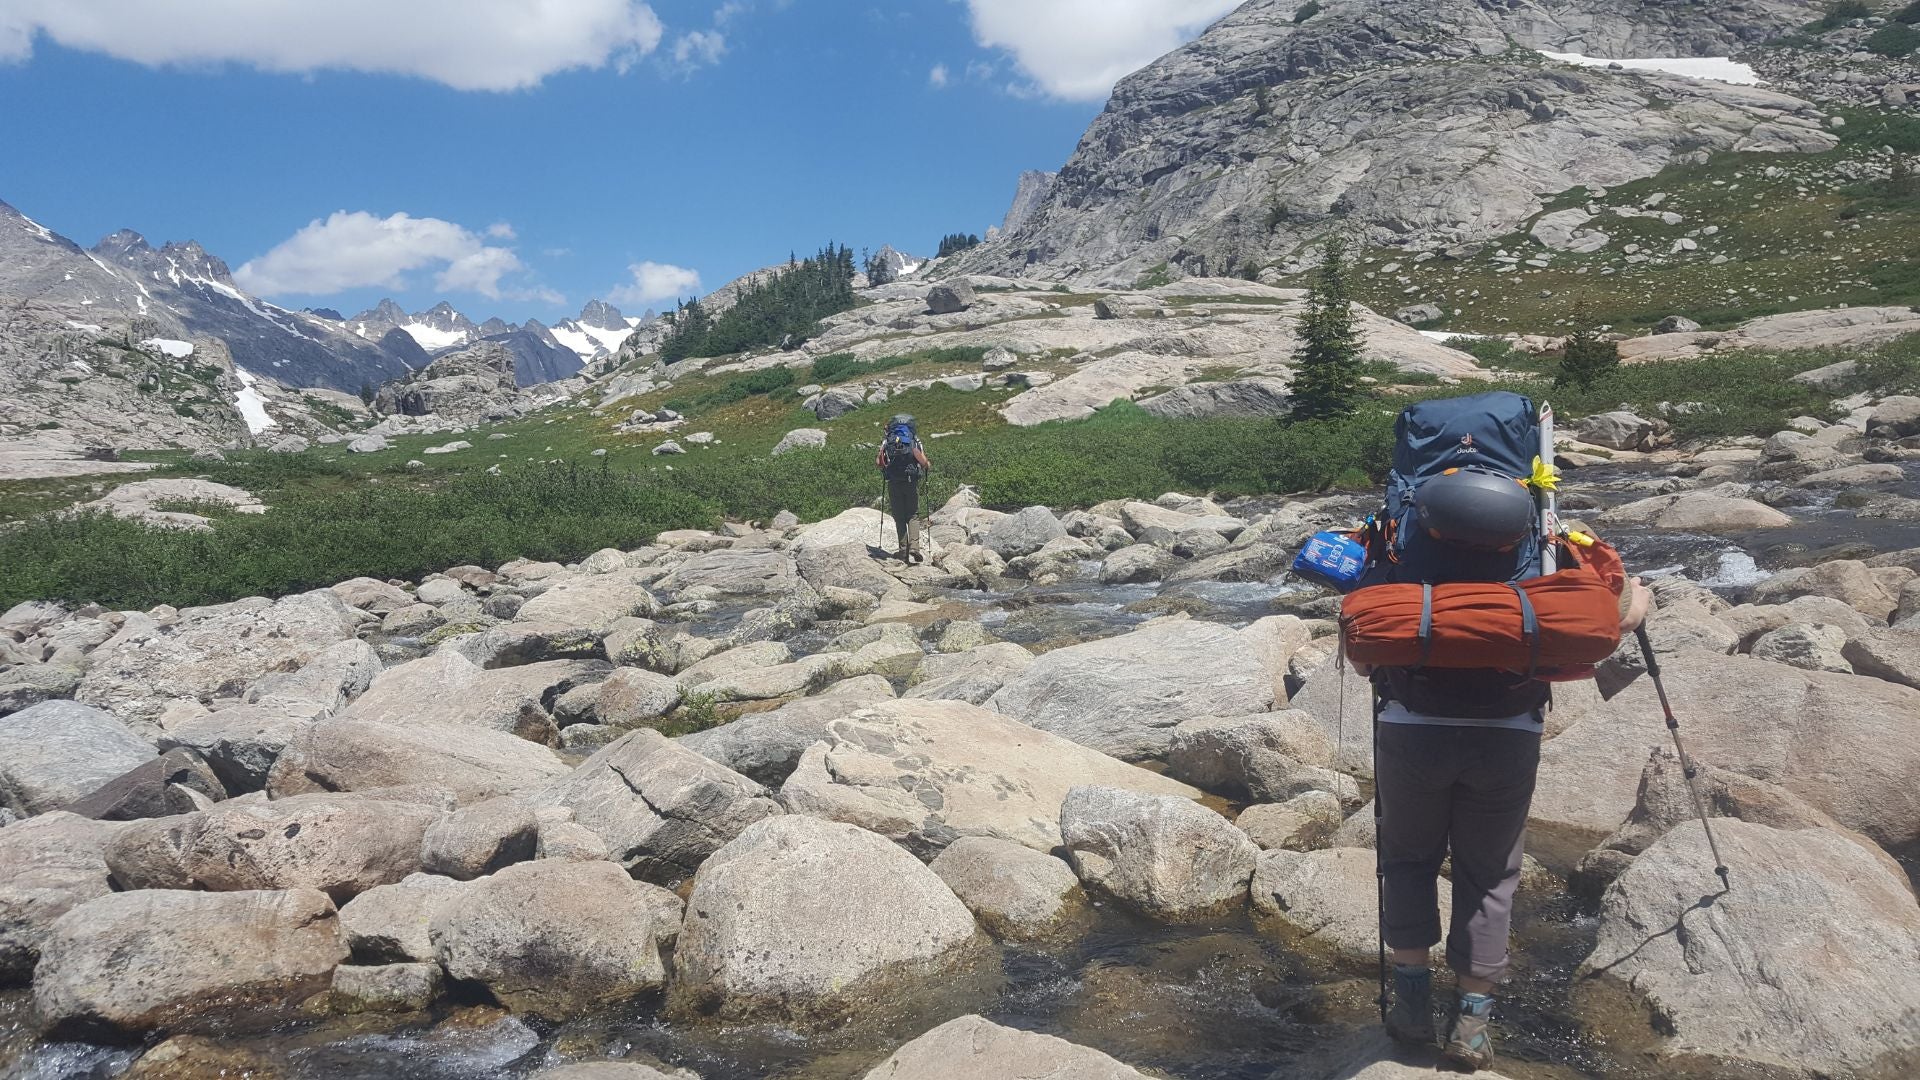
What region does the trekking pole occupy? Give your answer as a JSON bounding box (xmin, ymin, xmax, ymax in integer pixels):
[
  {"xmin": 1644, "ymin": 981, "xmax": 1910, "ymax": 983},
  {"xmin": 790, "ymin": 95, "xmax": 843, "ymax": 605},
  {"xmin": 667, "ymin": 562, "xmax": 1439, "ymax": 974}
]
[
  {"xmin": 1371, "ymin": 689, "xmax": 1389, "ymax": 1025},
  {"xmin": 1635, "ymin": 626, "xmax": 1732, "ymax": 889},
  {"xmin": 880, "ymin": 480, "xmax": 890, "ymax": 554}
]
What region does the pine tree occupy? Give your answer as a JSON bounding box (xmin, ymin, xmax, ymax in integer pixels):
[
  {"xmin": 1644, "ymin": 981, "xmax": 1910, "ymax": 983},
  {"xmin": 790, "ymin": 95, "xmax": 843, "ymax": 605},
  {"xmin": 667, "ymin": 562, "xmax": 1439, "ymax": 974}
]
[
  {"xmin": 864, "ymin": 248, "xmax": 897, "ymax": 287},
  {"xmin": 358, "ymin": 382, "xmax": 374, "ymax": 406},
  {"xmin": 1287, "ymin": 235, "xmax": 1365, "ymax": 421},
  {"xmin": 1557, "ymin": 303, "xmax": 1620, "ymax": 389}
]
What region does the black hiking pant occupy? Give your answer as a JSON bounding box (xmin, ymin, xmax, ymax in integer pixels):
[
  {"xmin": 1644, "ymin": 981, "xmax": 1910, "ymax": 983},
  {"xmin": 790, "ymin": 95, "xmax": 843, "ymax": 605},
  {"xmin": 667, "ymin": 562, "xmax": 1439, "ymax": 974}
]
[
  {"xmin": 886, "ymin": 471, "xmax": 921, "ymax": 549},
  {"xmin": 1375, "ymin": 722, "xmax": 1540, "ymax": 982}
]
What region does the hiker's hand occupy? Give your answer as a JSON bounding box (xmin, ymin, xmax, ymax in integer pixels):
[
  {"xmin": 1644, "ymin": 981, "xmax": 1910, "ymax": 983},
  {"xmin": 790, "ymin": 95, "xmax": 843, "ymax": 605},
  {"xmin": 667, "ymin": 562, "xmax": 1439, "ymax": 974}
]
[{"xmin": 1620, "ymin": 577, "xmax": 1652, "ymax": 633}]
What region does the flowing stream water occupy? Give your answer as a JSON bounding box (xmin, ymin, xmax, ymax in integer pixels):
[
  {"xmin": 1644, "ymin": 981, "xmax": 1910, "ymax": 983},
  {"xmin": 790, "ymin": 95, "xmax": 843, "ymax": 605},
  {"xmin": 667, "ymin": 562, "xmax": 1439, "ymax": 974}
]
[{"xmin": 5, "ymin": 461, "xmax": 1918, "ymax": 1079}]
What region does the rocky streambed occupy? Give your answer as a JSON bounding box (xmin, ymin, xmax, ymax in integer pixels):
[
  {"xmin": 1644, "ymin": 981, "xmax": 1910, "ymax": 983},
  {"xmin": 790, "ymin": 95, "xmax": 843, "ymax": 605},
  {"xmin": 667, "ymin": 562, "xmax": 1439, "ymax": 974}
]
[{"xmin": 3, "ymin": 408, "xmax": 1920, "ymax": 1080}]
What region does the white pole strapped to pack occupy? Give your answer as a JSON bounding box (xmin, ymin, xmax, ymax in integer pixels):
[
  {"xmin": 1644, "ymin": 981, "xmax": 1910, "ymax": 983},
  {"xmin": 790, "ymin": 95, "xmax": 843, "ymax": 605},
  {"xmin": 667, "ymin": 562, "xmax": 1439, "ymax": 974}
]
[{"xmin": 1539, "ymin": 402, "xmax": 1558, "ymax": 575}]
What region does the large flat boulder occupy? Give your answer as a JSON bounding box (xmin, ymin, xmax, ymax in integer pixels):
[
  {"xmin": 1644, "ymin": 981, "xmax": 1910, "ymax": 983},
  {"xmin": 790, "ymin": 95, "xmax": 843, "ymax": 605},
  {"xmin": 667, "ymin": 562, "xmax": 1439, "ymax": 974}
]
[
  {"xmin": 671, "ymin": 815, "xmax": 990, "ymax": 1024},
  {"xmin": 929, "ymin": 836, "xmax": 1089, "ymax": 943},
  {"xmin": 334, "ymin": 651, "xmax": 564, "ymax": 745},
  {"xmin": 779, "ymin": 700, "xmax": 1199, "ymax": 856},
  {"xmin": 861, "ymin": 1015, "xmax": 1151, "ymax": 1079},
  {"xmin": 0, "ymin": 700, "xmax": 154, "ymax": 815},
  {"xmin": 76, "ymin": 592, "xmax": 363, "ymax": 729},
  {"xmin": 158, "ymin": 699, "xmax": 328, "ymax": 793},
  {"xmin": 1252, "ymin": 848, "xmax": 1448, "ymax": 971},
  {"xmin": 1579, "ymin": 821, "xmax": 1920, "ymax": 1078},
  {"xmin": 105, "ymin": 791, "xmax": 439, "ymax": 902},
  {"xmin": 1598, "ymin": 492, "xmax": 1790, "ymax": 531},
  {"xmin": 987, "ymin": 620, "xmax": 1275, "ymax": 760},
  {"xmin": 430, "ymin": 860, "xmax": 681, "ymax": 1020},
  {"xmin": 336, "ymin": 872, "xmax": 471, "ymax": 964},
  {"xmin": 63, "ymin": 747, "xmax": 226, "ymax": 821},
  {"xmin": 652, "ymin": 550, "xmax": 799, "ymax": 599},
  {"xmin": 533, "ymin": 730, "xmax": 781, "ymax": 885},
  {"xmin": 677, "ymin": 677, "xmax": 898, "ymax": 786},
  {"xmin": 243, "ymin": 638, "xmax": 382, "ymax": 712},
  {"xmin": 904, "ymin": 642, "xmax": 1035, "ymax": 705},
  {"xmin": 33, "ymin": 887, "xmax": 347, "ymax": 1038},
  {"xmin": 1531, "ymin": 655, "xmax": 1920, "ymax": 865},
  {"xmin": 514, "ymin": 569, "xmax": 659, "ymax": 630},
  {"xmin": 1058, "ymin": 785, "xmax": 1258, "ymax": 921},
  {"xmin": 0, "ymin": 812, "xmax": 125, "ymax": 983},
  {"xmin": 266, "ymin": 717, "xmax": 568, "ymax": 803}
]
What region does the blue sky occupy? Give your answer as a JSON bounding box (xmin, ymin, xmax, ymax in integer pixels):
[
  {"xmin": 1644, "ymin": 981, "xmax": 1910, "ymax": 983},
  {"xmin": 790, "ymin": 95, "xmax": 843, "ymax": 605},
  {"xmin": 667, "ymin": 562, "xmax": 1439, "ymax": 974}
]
[{"xmin": 0, "ymin": 1, "xmax": 1238, "ymax": 324}]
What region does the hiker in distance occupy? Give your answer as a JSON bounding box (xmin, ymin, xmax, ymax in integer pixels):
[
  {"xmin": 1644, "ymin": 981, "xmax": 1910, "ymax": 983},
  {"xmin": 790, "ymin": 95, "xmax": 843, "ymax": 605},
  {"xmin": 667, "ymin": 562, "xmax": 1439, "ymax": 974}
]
[
  {"xmin": 876, "ymin": 413, "xmax": 930, "ymax": 563},
  {"xmin": 1320, "ymin": 392, "xmax": 1651, "ymax": 1070}
]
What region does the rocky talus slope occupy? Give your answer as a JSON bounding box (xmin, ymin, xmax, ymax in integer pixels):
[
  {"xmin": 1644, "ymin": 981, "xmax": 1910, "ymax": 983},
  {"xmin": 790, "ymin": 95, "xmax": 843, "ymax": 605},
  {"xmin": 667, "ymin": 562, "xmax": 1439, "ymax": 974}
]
[
  {"xmin": 950, "ymin": 0, "xmax": 1856, "ymax": 286},
  {"xmin": 4, "ymin": 388, "xmax": 1920, "ymax": 1077}
]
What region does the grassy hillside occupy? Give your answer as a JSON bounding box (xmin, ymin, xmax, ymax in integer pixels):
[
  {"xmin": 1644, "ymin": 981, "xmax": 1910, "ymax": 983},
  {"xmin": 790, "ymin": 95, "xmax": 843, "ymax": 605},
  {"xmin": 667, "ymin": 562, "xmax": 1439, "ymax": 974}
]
[
  {"xmin": 1322, "ymin": 109, "xmax": 1920, "ymax": 332},
  {"xmin": 5, "ymin": 331, "xmax": 1917, "ymax": 612}
]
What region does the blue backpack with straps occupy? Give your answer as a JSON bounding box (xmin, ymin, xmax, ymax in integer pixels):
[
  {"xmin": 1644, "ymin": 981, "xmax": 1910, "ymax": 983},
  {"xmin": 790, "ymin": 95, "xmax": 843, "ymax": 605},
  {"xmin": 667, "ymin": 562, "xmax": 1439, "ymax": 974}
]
[
  {"xmin": 1366, "ymin": 391, "xmax": 1542, "ymax": 587},
  {"xmin": 882, "ymin": 417, "xmax": 920, "ymax": 475}
]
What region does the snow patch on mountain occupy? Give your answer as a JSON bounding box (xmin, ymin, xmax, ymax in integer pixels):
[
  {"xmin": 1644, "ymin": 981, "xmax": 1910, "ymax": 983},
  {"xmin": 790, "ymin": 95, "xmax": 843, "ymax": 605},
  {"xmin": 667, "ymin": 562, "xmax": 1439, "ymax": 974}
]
[
  {"xmin": 141, "ymin": 338, "xmax": 194, "ymax": 358},
  {"xmin": 398, "ymin": 322, "xmax": 470, "ymax": 352},
  {"xmin": 1536, "ymin": 52, "xmax": 1761, "ymax": 86},
  {"xmin": 232, "ymin": 368, "xmax": 277, "ymax": 435}
]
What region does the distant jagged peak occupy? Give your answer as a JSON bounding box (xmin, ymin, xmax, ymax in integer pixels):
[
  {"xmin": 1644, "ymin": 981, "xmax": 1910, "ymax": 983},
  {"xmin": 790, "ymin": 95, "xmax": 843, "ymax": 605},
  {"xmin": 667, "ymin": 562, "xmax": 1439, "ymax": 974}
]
[
  {"xmin": 414, "ymin": 301, "xmax": 475, "ymax": 333},
  {"xmin": 478, "ymin": 316, "xmax": 513, "ymax": 336},
  {"xmin": 577, "ymin": 298, "xmax": 628, "ymax": 330},
  {"xmin": 93, "ymin": 229, "xmax": 153, "ymax": 260}
]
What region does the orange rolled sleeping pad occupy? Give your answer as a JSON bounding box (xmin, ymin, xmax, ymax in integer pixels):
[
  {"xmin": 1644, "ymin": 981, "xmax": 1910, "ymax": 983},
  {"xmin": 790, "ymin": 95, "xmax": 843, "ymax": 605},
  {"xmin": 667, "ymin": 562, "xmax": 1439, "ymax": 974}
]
[{"xmin": 1340, "ymin": 540, "xmax": 1627, "ymax": 674}]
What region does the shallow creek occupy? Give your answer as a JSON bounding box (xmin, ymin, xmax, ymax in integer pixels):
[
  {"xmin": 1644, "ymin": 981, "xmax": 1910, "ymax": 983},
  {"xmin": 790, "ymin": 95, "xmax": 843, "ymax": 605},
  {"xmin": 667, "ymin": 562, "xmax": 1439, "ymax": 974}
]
[{"xmin": 4, "ymin": 462, "xmax": 1918, "ymax": 1079}]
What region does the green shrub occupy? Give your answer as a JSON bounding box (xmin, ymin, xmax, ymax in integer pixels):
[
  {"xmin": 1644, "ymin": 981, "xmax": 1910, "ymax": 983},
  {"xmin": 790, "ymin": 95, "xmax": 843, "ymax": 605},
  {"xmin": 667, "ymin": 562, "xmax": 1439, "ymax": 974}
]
[
  {"xmin": 663, "ymin": 366, "xmax": 797, "ymax": 415},
  {"xmin": 1811, "ymin": 1, "xmax": 1871, "ymax": 31},
  {"xmin": 1900, "ymin": 0, "xmax": 1920, "ymax": 24},
  {"xmin": 1293, "ymin": 1, "xmax": 1322, "ymax": 23},
  {"xmin": 0, "ymin": 464, "xmax": 717, "ymax": 611},
  {"xmin": 1866, "ymin": 22, "xmax": 1920, "ymax": 56}
]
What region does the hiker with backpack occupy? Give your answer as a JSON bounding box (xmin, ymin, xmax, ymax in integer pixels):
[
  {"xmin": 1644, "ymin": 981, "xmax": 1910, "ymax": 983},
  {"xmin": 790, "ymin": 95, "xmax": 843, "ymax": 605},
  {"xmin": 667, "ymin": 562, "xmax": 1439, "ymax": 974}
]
[
  {"xmin": 876, "ymin": 413, "xmax": 930, "ymax": 563},
  {"xmin": 1297, "ymin": 392, "xmax": 1650, "ymax": 1071}
]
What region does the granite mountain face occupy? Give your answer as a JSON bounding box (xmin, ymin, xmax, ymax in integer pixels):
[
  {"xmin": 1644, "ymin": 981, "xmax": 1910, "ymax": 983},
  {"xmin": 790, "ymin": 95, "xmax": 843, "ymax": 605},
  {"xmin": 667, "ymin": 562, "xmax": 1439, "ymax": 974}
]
[{"xmin": 952, "ymin": 0, "xmax": 1837, "ymax": 284}]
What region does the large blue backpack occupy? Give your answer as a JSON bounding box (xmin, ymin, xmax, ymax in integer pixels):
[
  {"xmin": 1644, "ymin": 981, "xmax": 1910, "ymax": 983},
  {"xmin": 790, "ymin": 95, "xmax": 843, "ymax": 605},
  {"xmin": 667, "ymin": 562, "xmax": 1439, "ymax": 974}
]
[
  {"xmin": 1367, "ymin": 391, "xmax": 1542, "ymax": 587},
  {"xmin": 882, "ymin": 418, "xmax": 920, "ymax": 476}
]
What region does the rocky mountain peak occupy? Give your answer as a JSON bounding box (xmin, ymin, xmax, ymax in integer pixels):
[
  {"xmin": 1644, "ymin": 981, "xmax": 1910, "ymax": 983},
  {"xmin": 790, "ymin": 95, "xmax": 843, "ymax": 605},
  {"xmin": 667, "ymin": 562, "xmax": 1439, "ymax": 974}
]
[
  {"xmin": 156, "ymin": 240, "xmax": 232, "ymax": 284},
  {"xmin": 353, "ymin": 299, "xmax": 407, "ymax": 327},
  {"xmin": 93, "ymin": 229, "xmax": 152, "ymax": 260},
  {"xmin": 1000, "ymin": 171, "xmax": 1057, "ymax": 235},
  {"xmin": 416, "ymin": 301, "xmax": 475, "ymax": 334},
  {"xmin": 957, "ymin": 0, "xmax": 1838, "ymax": 285},
  {"xmin": 578, "ymin": 298, "xmax": 628, "ymax": 330},
  {"xmin": 477, "ymin": 317, "xmax": 512, "ymax": 337}
]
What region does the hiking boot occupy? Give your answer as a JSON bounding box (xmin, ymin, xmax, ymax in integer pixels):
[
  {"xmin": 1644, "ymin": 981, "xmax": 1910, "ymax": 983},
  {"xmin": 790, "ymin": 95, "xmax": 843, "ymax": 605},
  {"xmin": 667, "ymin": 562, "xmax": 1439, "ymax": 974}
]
[
  {"xmin": 1442, "ymin": 992, "xmax": 1496, "ymax": 1071},
  {"xmin": 1383, "ymin": 965, "xmax": 1434, "ymax": 1047}
]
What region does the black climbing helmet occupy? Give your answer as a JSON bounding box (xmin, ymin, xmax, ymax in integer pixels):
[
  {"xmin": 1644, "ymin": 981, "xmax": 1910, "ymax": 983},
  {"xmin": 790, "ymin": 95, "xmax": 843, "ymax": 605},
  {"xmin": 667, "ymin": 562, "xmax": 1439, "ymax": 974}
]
[{"xmin": 1415, "ymin": 468, "xmax": 1537, "ymax": 551}]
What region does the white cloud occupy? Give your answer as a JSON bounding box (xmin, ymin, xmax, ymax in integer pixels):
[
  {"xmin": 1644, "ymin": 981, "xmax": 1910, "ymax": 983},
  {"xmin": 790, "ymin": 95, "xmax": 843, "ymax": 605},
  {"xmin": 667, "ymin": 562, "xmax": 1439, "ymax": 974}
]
[
  {"xmin": 0, "ymin": 0, "xmax": 665, "ymax": 92},
  {"xmin": 671, "ymin": 29, "xmax": 726, "ymax": 68},
  {"xmin": 964, "ymin": 0, "xmax": 1240, "ymax": 101},
  {"xmin": 929, "ymin": 63, "xmax": 950, "ymax": 88},
  {"xmin": 484, "ymin": 223, "xmax": 517, "ymax": 240},
  {"xmin": 610, "ymin": 262, "xmax": 702, "ymax": 306},
  {"xmin": 234, "ymin": 211, "xmax": 532, "ymax": 299}
]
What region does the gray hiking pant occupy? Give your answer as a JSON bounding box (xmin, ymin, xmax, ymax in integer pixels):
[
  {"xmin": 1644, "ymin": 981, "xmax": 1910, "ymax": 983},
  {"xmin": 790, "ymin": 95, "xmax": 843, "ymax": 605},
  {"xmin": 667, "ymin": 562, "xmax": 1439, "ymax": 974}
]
[
  {"xmin": 1375, "ymin": 722, "xmax": 1540, "ymax": 982},
  {"xmin": 886, "ymin": 473, "xmax": 921, "ymax": 547}
]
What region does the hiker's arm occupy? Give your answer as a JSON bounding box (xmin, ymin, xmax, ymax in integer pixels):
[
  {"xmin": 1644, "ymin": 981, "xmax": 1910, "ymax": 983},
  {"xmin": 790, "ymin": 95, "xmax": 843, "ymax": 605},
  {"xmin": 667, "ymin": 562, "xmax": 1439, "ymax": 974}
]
[
  {"xmin": 913, "ymin": 446, "xmax": 930, "ymax": 471},
  {"xmin": 1619, "ymin": 577, "xmax": 1652, "ymax": 633},
  {"xmin": 875, "ymin": 450, "xmax": 886, "ymax": 469}
]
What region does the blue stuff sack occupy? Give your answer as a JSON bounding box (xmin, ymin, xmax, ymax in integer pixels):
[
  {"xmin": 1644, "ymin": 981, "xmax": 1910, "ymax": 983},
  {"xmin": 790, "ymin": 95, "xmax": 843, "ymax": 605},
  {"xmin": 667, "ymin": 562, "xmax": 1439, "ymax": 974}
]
[{"xmin": 1292, "ymin": 530, "xmax": 1370, "ymax": 593}]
